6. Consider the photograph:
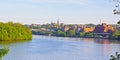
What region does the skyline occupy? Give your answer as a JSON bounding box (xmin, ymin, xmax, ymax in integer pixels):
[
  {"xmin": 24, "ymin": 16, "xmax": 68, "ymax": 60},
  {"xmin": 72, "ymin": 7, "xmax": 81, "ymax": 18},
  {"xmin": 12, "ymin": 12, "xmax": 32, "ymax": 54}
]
[{"xmin": 0, "ymin": 0, "xmax": 120, "ymax": 24}]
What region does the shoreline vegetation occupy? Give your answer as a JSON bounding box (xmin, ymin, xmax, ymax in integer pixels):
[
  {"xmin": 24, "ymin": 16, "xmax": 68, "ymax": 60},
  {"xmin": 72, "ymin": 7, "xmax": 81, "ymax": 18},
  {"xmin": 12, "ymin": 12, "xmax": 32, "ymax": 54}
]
[
  {"xmin": 32, "ymin": 32, "xmax": 120, "ymax": 40},
  {"xmin": 32, "ymin": 30, "xmax": 120, "ymax": 40},
  {"xmin": 32, "ymin": 29, "xmax": 120, "ymax": 40},
  {"xmin": 0, "ymin": 22, "xmax": 32, "ymax": 41}
]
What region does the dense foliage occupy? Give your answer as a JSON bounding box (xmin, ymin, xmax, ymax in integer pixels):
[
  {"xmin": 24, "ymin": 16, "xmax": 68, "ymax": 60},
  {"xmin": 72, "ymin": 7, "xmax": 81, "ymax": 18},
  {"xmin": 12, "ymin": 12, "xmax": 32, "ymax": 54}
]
[
  {"xmin": 109, "ymin": 30, "xmax": 120, "ymax": 40},
  {"xmin": 56, "ymin": 30, "xmax": 66, "ymax": 37},
  {"xmin": 67, "ymin": 30, "xmax": 76, "ymax": 37},
  {"xmin": 0, "ymin": 47, "xmax": 9, "ymax": 59},
  {"xmin": 80, "ymin": 32, "xmax": 94, "ymax": 37},
  {"xmin": 0, "ymin": 22, "xmax": 32, "ymax": 41}
]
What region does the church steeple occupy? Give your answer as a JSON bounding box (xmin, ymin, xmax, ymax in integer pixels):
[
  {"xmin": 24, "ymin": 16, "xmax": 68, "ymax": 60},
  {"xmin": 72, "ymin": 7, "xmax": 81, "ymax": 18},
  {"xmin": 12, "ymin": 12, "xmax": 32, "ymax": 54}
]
[
  {"xmin": 57, "ymin": 19, "xmax": 59, "ymax": 25},
  {"xmin": 57, "ymin": 19, "xmax": 60, "ymax": 28}
]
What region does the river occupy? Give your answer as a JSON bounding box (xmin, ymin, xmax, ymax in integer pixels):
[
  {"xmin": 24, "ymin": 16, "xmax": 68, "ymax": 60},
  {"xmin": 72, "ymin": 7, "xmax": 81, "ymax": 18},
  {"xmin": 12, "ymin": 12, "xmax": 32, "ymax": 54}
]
[{"xmin": 0, "ymin": 35, "xmax": 120, "ymax": 60}]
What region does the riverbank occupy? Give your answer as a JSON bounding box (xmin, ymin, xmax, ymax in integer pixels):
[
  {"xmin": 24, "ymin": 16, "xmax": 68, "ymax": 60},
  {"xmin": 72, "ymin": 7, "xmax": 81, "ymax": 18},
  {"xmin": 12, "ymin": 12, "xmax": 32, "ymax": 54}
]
[
  {"xmin": 32, "ymin": 34, "xmax": 120, "ymax": 40},
  {"xmin": 32, "ymin": 29, "xmax": 120, "ymax": 41}
]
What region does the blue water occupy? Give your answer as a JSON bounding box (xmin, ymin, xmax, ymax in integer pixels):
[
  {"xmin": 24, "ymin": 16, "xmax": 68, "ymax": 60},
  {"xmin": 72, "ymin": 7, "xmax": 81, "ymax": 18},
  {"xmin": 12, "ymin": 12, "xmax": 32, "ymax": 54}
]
[{"xmin": 0, "ymin": 35, "xmax": 120, "ymax": 60}]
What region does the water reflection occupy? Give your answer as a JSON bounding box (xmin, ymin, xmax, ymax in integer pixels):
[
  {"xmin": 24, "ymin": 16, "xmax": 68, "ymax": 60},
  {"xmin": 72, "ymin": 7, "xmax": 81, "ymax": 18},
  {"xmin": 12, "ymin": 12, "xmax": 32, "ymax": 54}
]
[
  {"xmin": 82, "ymin": 38, "xmax": 94, "ymax": 43},
  {"xmin": 94, "ymin": 39, "xmax": 120, "ymax": 44}
]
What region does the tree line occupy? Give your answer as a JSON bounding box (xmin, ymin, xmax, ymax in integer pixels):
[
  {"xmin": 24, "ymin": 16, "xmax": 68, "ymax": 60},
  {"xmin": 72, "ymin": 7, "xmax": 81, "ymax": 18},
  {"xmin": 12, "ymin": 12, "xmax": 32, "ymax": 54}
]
[{"xmin": 0, "ymin": 22, "xmax": 32, "ymax": 41}]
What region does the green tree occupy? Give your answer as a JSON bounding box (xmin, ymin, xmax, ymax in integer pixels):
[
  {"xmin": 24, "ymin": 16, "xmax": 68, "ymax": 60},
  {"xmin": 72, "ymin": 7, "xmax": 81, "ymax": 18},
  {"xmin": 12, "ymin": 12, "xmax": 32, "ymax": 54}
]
[
  {"xmin": 0, "ymin": 22, "xmax": 32, "ymax": 41},
  {"xmin": 109, "ymin": 30, "xmax": 120, "ymax": 39},
  {"xmin": 68, "ymin": 30, "xmax": 76, "ymax": 37},
  {"xmin": 85, "ymin": 32, "xmax": 94, "ymax": 37},
  {"xmin": 80, "ymin": 32, "xmax": 86, "ymax": 37},
  {"xmin": 79, "ymin": 32, "xmax": 94, "ymax": 37},
  {"xmin": 56, "ymin": 30, "xmax": 66, "ymax": 37},
  {"xmin": 0, "ymin": 47, "xmax": 9, "ymax": 60}
]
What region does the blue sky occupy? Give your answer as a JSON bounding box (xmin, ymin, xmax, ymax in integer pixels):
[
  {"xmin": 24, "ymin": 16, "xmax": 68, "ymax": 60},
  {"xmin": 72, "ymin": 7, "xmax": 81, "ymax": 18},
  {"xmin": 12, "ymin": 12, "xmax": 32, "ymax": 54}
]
[{"xmin": 0, "ymin": 0, "xmax": 119, "ymax": 24}]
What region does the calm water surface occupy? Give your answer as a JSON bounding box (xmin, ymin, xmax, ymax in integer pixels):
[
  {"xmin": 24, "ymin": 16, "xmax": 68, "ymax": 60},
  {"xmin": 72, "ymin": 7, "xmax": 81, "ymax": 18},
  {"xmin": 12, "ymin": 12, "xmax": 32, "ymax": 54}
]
[{"xmin": 0, "ymin": 35, "xmax": 120, "ymax": 60}]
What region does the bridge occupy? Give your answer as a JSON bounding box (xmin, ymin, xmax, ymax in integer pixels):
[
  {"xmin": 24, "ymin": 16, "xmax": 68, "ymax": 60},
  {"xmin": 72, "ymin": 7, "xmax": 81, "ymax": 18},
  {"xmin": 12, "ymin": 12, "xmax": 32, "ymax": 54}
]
[
  {"xmin": 93, "ymin": 33, "xmax": 110, "ymax": 35},
  {"xmin": 92, "ymin": 33, "xmax": 111, "ymax": 38}
]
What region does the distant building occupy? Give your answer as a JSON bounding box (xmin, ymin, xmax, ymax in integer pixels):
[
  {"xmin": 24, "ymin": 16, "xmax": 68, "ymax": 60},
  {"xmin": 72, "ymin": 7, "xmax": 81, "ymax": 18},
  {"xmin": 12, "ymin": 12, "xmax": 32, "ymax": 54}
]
[
  {"xmin": 94, "ymin": 23, "xmax": 114, "ymax": 33},
  {"xmin": 57, "ymin": 19, "xmax": 59, "ymax": 25},
  {"xmin": 104, "ymin": 25, "xmax": 114, "ymax": 33},
  {"xmin": 84, "ymin": 27, "xmax": 94, "ymax": 32},
  {"xmin": 40, "ymin": 28, "xmax": 46, "ymax": 31},
  {"xmin": 62, "ymin": 25, "xmax": 70, "ymax": 32}
]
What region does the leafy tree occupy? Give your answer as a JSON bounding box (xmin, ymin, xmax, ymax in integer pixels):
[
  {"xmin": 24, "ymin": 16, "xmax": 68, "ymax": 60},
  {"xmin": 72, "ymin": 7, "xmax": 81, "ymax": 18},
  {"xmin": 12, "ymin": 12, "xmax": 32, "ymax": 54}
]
[
  {"xmin": 80, "ymin": 32, "xmax": 94, "ymax": 37},
  {"xmin": 56, "ymin": 30, "xmax": 61, "ymax": 35},
  {"xmin": 56, "ymin": 30, "xmax": 66, "ymax": 37},
  {"xmin": 60, "ymin": 32, "xmax": 66, "ymax": 37},
  {"xmin": 68, "ymin": 30, "xmax": 76, "ymax": 37},
  {"xmin": 0, "ymin": 47, "xmax": 9, "ymax": 60},
  {"xmin": 85, "ymin": 32, "xmax": 94, "ymax": 37},
  {"xmin": 0, "ymin": 22, "xmax": 32, "ymax": 41},
  {"xmin": 80, "ymin": 32, "xmax": 86, "ymax": 37},
  {"xmin": 109, "ymin": 30, "xmax": 120, "ymax": 39}
]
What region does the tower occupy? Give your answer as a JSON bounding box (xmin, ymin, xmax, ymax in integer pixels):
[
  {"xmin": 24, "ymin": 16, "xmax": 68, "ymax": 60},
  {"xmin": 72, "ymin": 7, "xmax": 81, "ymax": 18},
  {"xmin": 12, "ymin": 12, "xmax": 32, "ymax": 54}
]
[
  {"xmin": 57, "ymin": 19, "xmax": 59, "ymax": 25},
  {"xmin": 57, "ymin": 19, "xmax": 59, "ymax": 28}
]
